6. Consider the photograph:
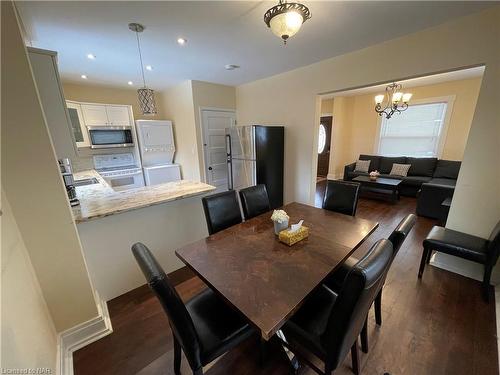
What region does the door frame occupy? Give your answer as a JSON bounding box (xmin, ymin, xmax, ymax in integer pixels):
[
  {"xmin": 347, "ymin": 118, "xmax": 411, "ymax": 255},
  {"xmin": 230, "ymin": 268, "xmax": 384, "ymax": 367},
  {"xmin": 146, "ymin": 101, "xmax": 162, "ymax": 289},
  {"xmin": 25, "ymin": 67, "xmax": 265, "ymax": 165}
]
[{"xmin": 199, "ymin": 107, "xmax": 237, "ymax": 185}]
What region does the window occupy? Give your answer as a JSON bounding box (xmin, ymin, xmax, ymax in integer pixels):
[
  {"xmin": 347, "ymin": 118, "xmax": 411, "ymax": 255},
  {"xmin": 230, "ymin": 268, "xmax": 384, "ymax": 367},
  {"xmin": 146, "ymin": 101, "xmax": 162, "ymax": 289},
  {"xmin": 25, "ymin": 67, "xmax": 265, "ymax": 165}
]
[
  {"xmin": 318, "ymin": 124, "xmax": 326, "ymax": 153},
  {"xmin": 378, "ymin": 101, "xmax": 449, "ymax": 157}
]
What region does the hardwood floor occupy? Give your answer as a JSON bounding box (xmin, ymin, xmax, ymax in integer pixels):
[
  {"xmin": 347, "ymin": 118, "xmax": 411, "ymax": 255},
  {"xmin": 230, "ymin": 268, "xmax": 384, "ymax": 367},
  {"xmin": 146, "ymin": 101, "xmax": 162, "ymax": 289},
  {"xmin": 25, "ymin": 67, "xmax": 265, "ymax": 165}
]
[{"xmin": 73, "ymin": 184, "xmax": 498, "ymax": 375}]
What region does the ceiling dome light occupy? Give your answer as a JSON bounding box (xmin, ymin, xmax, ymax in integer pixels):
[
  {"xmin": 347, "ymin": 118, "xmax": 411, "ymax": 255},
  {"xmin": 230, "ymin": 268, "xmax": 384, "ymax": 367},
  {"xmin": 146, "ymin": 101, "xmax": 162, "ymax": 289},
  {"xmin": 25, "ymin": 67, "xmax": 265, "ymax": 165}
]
[
  {"xmin": 264, "ymin": 0, "xmax": 311, "ymax": 44},
  {"xmin": 177, "ymin": 37, "xmax": 187, "ymax": 45},
  {"xmin": 145, "ymin": 65, "xmax": 153, "ymax": 71},
  {"xmin": 81, "ymin": 74, "xmax": 88, "ymax": 79},
  {"xmin": 87, "ymin": 53, "xmax": 96, "ymax": 60},
  {"xmin": 128, "ymin": 81, "xmax": 133, "ymax": 85}
]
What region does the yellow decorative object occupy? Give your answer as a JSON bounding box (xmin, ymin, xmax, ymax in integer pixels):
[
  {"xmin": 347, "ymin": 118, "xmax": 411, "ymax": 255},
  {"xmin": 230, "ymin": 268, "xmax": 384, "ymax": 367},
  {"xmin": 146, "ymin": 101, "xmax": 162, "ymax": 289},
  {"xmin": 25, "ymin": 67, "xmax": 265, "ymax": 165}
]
[{"xmin": 279, "ymin": 226, "xmax": 309, "ymax": 246}]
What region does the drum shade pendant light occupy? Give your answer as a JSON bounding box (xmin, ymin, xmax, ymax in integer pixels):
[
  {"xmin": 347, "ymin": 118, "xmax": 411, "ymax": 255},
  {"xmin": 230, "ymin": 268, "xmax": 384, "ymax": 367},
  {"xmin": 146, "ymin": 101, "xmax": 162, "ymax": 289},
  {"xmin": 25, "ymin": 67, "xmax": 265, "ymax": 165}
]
[
  {"xmin": 129, "ymin": 23, "xmax": 157, "ymax": 115},
  {"xmin": 264, "ymin": 0, "xmax": 311, "ymax": 44}
]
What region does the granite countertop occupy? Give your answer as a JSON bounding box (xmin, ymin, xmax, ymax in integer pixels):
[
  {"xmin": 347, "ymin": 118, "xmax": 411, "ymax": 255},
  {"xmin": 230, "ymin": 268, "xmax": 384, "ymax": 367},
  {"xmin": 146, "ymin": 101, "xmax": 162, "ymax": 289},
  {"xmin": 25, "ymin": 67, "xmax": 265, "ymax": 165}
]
[{"xmin": 72, "ymin": 170, "xmax": 216, "ymax": 223}]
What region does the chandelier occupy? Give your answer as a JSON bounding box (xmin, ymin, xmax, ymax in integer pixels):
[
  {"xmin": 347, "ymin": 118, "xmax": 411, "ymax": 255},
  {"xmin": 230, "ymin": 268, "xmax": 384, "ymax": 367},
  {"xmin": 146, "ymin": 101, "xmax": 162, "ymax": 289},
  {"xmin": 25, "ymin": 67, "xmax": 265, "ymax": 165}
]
[
  {"xmin": 374, "ymin": 82, "xmax": 412, "ymax": 119},
  {"xmin": 264, "ymin": 0, "xmax": 311, "ymax": 44},
  {"xmin": 129, "ymin": 23, "xmax": 157, "ymax": 115}
]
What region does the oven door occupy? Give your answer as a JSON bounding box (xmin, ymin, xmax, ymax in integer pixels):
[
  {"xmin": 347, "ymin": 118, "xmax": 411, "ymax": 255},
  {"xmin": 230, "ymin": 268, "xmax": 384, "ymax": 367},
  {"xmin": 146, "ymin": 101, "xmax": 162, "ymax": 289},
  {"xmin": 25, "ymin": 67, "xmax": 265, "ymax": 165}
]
[
  {"xmin": 88, "ymin": 126, "xmax": 134, "ymax": 149},
  {"xmin": 105, "ymin": 171, "xmax": 145, "ymax": 191}
]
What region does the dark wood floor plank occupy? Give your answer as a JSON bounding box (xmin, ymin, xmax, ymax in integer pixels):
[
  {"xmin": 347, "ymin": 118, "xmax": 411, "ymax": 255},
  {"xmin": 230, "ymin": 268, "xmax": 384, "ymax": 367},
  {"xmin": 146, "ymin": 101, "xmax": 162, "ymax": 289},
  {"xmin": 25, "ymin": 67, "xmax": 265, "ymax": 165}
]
[{"xmin": 73, "ymin": 181, "xmax": 498, "ymax": 375}]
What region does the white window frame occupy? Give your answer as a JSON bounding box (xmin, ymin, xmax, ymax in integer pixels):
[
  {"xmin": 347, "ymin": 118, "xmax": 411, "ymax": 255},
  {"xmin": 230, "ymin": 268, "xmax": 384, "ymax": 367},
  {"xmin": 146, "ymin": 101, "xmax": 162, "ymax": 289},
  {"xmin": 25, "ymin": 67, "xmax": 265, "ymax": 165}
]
[{"xmin": 373, "ymin": 95, "xmax": 456, "ymax": 158}]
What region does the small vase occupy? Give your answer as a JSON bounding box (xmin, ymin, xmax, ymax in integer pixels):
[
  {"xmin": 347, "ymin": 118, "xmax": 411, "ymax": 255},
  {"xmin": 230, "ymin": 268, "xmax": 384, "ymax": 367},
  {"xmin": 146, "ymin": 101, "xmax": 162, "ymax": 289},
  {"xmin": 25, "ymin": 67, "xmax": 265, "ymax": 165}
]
[
  {"xmin": 370, "ymin": 175, "xmax": 378, "ymax": 181},
  {"xmin": 274, "ymin": 219, "xmax": 289, "ymax": 235}
]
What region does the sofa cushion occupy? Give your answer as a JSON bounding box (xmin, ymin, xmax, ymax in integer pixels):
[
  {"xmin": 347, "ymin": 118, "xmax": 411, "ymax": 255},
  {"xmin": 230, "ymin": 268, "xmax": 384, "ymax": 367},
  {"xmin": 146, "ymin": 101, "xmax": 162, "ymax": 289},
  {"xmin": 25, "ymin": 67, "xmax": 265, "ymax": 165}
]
[
  {"xmin": 433, "ymin": 160, "xmax": 461, "ymax": 179},
  {"xmin": 407, "ymin": 157, "xmax": 437, "ymax": 177},
  {"xmin": 390, "ymin": 163, "xmax": 411, "ymax": 177},
  {"xmin": 354, "ymin": 159, "xmax": 371, "ymax": 173},
  {"xmin": 379, "ymin": 156, "xmax": 407, "ymax": 174},
  {"xmin": 401, "ymin": 176, "xmax": 432, "ymax": 187},
  {"xmin": 428, "ymin": 178, "xmax": 456, "ymax": 187},
  {"xmin": 359, "ymin": 154, "xmax": 381, "ymax": 172}
]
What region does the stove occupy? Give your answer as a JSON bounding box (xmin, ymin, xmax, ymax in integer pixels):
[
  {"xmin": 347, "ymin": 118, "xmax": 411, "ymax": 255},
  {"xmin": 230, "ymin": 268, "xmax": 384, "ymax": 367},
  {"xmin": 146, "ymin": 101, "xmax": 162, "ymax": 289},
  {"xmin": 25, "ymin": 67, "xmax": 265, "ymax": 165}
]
[{"xmin": 93, "ymin": 153, "xmax": 145, "ymax": 191}]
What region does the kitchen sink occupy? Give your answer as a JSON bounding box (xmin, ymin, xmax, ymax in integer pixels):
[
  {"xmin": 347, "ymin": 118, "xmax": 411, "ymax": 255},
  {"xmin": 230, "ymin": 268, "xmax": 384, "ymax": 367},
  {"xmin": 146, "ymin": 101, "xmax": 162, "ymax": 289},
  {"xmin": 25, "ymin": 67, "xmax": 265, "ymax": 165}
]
[{"xmin": 73, "ymin": 177, "xmax": 99, "ymax": 187}]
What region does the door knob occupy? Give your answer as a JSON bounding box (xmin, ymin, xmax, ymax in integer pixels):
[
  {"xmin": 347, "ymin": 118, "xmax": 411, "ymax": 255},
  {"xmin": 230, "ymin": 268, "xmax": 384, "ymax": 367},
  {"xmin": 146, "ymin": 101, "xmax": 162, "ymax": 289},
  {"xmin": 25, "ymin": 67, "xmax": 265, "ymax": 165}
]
[{"xmin": 208, "ymin": 167, "xmax": 213, "ymax": 170}]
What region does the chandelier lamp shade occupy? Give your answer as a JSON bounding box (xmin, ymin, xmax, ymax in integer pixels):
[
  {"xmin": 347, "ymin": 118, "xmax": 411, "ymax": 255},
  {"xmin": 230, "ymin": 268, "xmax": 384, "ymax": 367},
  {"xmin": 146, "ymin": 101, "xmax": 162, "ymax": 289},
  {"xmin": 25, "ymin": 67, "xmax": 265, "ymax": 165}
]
[
  {"xmin": 264, "ymin": 0, "xmax": 311, "ymax": 44},
  {"xmin": 129, "ymin": 22, "xmax": 157, "ymax": 115},
  {"xmin": 374, "ymin": 82, "xmax": 412, "ymax": 119}
]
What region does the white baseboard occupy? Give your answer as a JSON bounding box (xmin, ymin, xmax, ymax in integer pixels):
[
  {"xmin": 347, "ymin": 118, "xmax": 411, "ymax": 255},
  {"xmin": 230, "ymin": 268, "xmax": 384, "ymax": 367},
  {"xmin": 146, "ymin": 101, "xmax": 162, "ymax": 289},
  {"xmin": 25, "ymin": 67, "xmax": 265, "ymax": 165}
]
[
  {"xmin": 326, "ymin": 173, "xmax": 342, "ymax": 180},
  {"xmin": 429, "ymin": 252, "xmax": 484, "ymax": 282},
  {"xmin": 496, "ymin": 286, "xmax": 500, "ymax": 371},
  {"xmin": 57, "ymin": 292, "xmax": 113, "ymax": 375}
]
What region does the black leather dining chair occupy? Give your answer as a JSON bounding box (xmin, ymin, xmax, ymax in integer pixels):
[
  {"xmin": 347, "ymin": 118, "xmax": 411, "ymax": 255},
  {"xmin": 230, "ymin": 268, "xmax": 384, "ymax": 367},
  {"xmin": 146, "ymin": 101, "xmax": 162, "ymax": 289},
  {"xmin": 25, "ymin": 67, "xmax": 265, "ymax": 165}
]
[
  {"xmin": 280, "ymin": 239, "xmax": 393, "ymax": 375},
  {"xmin": 322, "ymin": 180, "xmax": 361, "ymax": 216},
  {"xmin": 324, "ymin": 214, "xmax": 416, "ymax": 352},
  {"xmin": 419, "ymin": 219, "xmax": 500, "ymax": 302},
  {"xmin": 239, "ymin": 184, "xmax": 271, "ymax": 220},
  {"xmin": 202, "ymin": 190, "xmax": 242, "ymax": 235},
  {"xmin": 132, "ymin": 243, "xmax": 254, "ymax": 375}
]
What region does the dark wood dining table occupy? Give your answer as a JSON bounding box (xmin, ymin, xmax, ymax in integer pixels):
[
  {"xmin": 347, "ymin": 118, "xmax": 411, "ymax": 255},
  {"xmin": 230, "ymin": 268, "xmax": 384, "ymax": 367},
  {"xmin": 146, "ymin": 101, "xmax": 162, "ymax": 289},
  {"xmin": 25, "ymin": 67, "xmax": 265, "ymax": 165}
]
[{"xmin": 175, "ymin": 202, "xmax": 378, "ymax": 340}]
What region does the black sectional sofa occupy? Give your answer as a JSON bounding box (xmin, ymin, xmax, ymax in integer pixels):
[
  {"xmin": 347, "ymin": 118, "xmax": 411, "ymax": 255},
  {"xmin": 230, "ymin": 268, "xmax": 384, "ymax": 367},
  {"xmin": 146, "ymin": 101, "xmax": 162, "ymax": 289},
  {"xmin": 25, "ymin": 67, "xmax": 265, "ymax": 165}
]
[{"xmin": 343, "ymin": 154, "xmax": 461, "ymax": 219}]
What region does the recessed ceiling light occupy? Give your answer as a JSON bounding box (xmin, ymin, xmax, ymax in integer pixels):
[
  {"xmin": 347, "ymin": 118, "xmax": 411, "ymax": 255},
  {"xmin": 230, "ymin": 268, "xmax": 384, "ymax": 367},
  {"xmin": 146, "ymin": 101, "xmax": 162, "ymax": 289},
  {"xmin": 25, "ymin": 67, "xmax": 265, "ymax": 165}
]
[
  {"xmin": 225, "ymin": 64, "xmax": 240, "ymax": 71},
  {"xmin": 127, "ymin": 81, "xmax": 133, "ymax": 85},
  {"xmin": 87, "ymin": 53, "xmax": 96, "ymax": 60},
  {"xmin": 177, "ymin": 37, "xmax": 187, "ymax": 45},
  {"xmin": 81, "ymin": 74, "xmax": 88, "ymax": 79},
  {"xmin": 145, "ymin": 65, "xmax": 153, "ymax": 71}
]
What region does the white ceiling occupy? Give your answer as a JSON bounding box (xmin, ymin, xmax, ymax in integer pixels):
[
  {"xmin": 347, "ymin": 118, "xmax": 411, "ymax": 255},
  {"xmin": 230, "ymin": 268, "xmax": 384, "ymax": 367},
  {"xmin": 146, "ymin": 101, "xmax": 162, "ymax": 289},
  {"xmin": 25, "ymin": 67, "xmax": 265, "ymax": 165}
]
[{"xmin": 17, "ymin": 1, "xmax": 494, "ymax": 90}]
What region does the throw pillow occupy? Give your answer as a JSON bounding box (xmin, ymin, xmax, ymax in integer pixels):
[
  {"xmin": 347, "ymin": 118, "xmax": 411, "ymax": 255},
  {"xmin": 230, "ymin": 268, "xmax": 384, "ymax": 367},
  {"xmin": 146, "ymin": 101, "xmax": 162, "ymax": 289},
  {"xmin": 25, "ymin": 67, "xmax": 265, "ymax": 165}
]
[
  {"xmin": 354, "ymin": 159, "xmax": 371, "ymax": 173},
  {"xmin": 390, "ymin": 163, "xmax": 411, "ymax": 177}
]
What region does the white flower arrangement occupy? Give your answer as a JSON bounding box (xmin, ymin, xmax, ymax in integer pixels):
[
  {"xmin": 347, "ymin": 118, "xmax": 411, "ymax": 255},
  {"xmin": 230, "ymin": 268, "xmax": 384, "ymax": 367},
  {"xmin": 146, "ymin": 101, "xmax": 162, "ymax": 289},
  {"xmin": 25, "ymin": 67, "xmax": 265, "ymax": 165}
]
[
  {"xmin": 271, "ymin": 209, "xmax": 289, "ymax": 224},
  {"xmin": 369, "ymin": 170, "xmax": 380, "ymax": 177}
]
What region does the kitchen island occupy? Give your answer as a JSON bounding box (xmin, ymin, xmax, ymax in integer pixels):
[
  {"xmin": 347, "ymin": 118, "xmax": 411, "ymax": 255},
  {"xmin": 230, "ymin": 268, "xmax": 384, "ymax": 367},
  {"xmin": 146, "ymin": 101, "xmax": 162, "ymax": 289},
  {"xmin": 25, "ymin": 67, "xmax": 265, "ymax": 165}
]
[{"xmin": 73, "ymin": 170, "xmax": 215, "ymax": 301}]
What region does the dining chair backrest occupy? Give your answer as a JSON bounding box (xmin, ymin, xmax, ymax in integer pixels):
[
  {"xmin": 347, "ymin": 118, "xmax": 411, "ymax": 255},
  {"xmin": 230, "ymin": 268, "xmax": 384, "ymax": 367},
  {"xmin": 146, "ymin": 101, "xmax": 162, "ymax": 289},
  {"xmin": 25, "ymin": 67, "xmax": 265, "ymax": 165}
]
[
  {"xmin": 239, "ymin": 184, "xmax": 271, "ymax": 220},
  {"xmin": 321, "ymin": 239, "xmax": 393, "ymax": 370},
  {"xmin": 131, "ymin": 243, "xmax": 203, "ymax": 370},
  {"xmin": 322, "ymin": 180, "xmax": 361, "ymax": 216},
  {"xmin": 487, "ymin": 219, "xmax": 500, "ymax": 265},
  {"xmin": 202, "ymin": 190, "xmax": 242, "ymax": 235},
  {"xmin": 388, "ymin": 214, "xmax": 417, "ymax": 255}
]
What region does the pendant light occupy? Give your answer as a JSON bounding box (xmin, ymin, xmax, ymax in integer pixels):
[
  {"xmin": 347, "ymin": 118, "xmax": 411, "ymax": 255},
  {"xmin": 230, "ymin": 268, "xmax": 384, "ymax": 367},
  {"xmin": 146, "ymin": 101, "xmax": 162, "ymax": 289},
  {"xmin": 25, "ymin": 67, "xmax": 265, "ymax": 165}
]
[
  {"xmin": 374, "ymin": 82, "xmax": 412, "ymax": 119},
  {"xmin": 264, "ymin": 0, "xmax": 311, "ymax": 44},
  {"xmin": 129, "ymin": 23, "xmax": 157, "ymax": 115}
]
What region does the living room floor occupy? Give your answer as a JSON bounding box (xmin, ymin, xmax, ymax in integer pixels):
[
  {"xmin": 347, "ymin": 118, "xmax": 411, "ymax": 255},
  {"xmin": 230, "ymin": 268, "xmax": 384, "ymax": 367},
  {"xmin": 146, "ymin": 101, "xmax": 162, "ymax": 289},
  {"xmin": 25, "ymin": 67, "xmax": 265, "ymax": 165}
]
[{"xmin": 73, "ymin": 190, "xmax": 498, "ymax": 375}]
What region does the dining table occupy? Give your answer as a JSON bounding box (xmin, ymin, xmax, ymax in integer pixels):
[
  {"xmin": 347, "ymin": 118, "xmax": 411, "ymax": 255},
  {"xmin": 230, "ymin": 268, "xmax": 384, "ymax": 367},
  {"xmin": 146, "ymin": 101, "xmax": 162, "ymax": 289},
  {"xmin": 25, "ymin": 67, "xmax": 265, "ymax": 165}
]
[{"xmin": 175, "ymin": 202, "xmax": 379, "ymax": 341}]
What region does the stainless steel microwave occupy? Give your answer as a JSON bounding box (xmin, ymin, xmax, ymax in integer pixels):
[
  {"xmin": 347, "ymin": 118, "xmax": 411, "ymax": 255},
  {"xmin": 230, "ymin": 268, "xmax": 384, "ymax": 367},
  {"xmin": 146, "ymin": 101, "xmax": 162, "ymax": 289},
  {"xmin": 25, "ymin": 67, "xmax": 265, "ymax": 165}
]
[{"xmin": 87, "ymin": 126, "xmax": 134, "ymax": 149}]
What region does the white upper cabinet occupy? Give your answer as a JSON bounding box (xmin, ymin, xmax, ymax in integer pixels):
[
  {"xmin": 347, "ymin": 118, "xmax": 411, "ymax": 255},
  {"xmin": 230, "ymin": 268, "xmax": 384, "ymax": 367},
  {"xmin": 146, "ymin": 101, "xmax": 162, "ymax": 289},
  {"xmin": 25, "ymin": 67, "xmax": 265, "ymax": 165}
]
[
  {"xmin": 81, "ymin": 104, "xmax": 109, "ymax": 126},
  {"xmin": 80, "ymin": 103, "xmax": 133, "ymax": 127},
  {"xmin": 106, "ymin": 106, "xmax": 131, "ymax": 126},
  {"xmin": 66, "ymin": 102, "xmax": 90, "ymax": 148}
]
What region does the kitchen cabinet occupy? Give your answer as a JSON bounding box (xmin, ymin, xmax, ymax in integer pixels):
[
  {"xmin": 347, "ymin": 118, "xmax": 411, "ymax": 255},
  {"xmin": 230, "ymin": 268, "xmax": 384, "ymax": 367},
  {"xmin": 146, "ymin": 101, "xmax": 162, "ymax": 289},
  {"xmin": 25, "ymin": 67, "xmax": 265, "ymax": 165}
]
[
  {"xmin": 106, "ymin": 106, "xmax": 131, "ymax": 126},
  {"xmin": 81, "ymin": 104, "xmax": 109, "ymax": 126},
  {"xmin": 81, "ymin": 104, "xmax": 132, "ymax": 127},
  {"xmin": 67, "ymin": 102, "xmax": 90, "ymax": 148}
]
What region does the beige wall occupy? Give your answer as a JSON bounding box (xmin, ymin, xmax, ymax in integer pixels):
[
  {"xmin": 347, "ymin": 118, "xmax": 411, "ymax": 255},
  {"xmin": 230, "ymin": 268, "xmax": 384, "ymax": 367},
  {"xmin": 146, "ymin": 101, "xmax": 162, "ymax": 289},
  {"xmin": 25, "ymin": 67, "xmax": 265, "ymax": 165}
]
[
  {"xmin": 191, "ymin": 80, "xmax": 236, "ymax": 181},
  {"xmin": 62, "ymin": 82, "xmax": 166, "ymax": 120},
  {"xmin": 237, "ymin": 7, "xmax": 500, "ymax": 241},
  {"xmin": 161, "ymin": 81, "xmax": 200, "ymax": 181},
  {"xmin": 1, "ymin": 192, "xmax": 57, "ymax": 372},
  {"xmin": 328, "ymin": 77, "xmax": 482, "ymax": 178},
  {"xmin": 320, "ymin": 98, "xmax": 334, "ymax": 115},
  {"xmin": 329, "ymin": 97, "xmax": 354, "ymax": 178},
  {"xmin": 2, "ymin": 1, "xmax": 98, "ymax": 331}
]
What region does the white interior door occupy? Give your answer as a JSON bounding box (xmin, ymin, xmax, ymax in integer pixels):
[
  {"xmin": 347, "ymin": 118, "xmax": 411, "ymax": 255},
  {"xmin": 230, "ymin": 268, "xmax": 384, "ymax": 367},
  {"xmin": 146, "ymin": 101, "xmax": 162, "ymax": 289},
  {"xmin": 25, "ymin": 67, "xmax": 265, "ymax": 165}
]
[{"xmin": 201, "ymin": 109, "xmax": 236, "ymax": 193}]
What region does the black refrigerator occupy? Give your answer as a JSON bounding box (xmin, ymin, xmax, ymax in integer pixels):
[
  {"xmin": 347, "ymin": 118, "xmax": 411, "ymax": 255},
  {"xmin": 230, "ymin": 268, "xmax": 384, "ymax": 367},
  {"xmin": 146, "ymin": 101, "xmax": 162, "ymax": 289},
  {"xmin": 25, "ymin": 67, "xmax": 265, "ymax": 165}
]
[{"xmin": 226, "ymin": 125, "xmax": 284, "ymax": 209}]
